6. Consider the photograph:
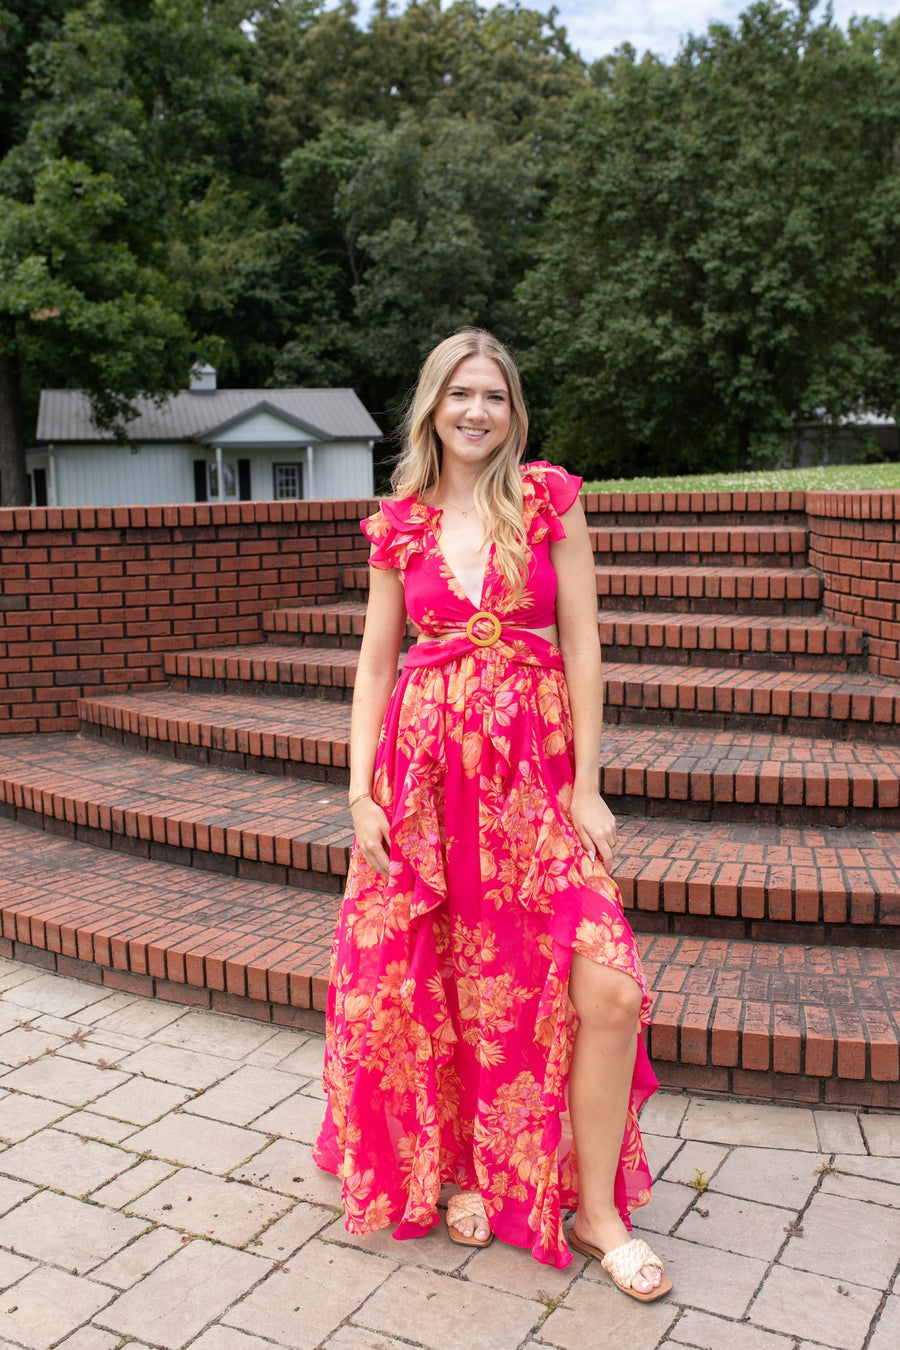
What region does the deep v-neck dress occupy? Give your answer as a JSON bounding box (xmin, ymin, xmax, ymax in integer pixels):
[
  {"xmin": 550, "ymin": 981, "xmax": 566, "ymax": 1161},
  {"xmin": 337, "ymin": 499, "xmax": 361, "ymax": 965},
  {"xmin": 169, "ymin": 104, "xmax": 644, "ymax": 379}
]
[{"xmin": 313, "ymin": 463, "xmax": 656, "ymax": 1268}]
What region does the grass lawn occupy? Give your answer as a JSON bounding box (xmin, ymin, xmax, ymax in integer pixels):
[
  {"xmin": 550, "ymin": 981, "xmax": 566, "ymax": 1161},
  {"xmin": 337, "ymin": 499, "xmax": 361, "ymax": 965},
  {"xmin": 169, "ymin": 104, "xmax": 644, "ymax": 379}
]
[{"xmin": 583, "ymin": 463, "xmax": 900, "ymax": 493}]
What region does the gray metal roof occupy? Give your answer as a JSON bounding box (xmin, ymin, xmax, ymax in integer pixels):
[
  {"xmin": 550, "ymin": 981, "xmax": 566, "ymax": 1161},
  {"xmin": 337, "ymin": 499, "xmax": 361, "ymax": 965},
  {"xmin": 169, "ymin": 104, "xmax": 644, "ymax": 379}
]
[{"xmin": 36, "ymin": 388, "xmax": 382, "ymax": 443}]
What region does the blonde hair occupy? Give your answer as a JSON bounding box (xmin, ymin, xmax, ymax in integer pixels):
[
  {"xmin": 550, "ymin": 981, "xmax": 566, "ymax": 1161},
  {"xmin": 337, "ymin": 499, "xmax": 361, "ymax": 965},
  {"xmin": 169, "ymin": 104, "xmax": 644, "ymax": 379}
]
[{"xmin": 392, "ymin": 329, "xmax": 530, "ymax": 599}]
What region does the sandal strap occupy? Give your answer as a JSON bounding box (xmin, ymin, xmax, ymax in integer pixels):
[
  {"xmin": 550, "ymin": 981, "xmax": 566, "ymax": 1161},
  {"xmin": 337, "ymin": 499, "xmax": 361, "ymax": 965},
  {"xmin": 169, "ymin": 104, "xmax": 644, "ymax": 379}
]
[
  {"xmin": 600, "ymin": 1238, "xmax": 664, "ymax": 1292},
  {"xmin": 446, "ymin": 1190, "xmax": 488, "ymax": 1225}
]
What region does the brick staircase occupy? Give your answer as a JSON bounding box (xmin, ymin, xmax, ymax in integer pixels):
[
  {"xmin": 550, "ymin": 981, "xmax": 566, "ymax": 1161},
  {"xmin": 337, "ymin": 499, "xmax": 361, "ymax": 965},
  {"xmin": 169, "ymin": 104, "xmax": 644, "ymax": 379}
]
[{"xmin": 0, "ymin": 492, "xmax": 897, "ymax": 1109}]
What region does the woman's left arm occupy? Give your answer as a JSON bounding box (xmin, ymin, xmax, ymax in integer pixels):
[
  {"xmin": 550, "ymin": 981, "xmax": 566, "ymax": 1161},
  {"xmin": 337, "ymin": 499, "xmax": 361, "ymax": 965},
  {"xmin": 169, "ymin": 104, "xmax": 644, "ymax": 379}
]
[{"xmin": 550, "ymin": 497, "xmax": 617, "ymax": 870}]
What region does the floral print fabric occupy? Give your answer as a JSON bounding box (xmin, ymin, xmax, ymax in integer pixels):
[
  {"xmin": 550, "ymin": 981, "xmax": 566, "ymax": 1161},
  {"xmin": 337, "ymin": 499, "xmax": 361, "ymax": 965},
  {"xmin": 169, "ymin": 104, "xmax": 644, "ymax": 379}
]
[{"xmin": 313, "ymin": 463, "xmax": 657, "ymax": 1268}]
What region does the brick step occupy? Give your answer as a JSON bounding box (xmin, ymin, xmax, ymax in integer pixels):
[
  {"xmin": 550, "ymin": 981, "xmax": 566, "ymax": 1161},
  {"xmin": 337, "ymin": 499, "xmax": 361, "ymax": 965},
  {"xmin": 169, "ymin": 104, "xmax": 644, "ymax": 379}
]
[
  {"xmin": 78, "ymin": 690, "xmax": 351, "ymax": 778},
  {"xmin": 50, "ymin": 718, "xmax": 900, "ymax": 941},
  {"xmin": 163, "ymin": 645, "xmax": 369, "ymax": 701},
  {"xmin": 0, "ymin": 817, "xmax": 334, "ymax": 1017},
  {"xmin": 587, "ymin": 524, "xmax": 808, "ymax": 567},
  {"xmin": 263, "ymin": 601, "xmax": 420, "ymax": 649},
  {"xmin": 265, "ymin": 599, "xmax": 369, "ymax": 648},
  {"xmin": 56, "ymin": 711, "xmax": 900, "ymax": 941},
  {"xmin": 639, "ymin": 933, "xmax": 898, "ymax": 1106},
  {"xmin": 342, "ymin": 564, "xmax": 824, "ymax": 613},
  {"xmin": 4, "ymin": 725, "xmax": 899, "ymax": 937},
  {"xmin": 598, "ymin": 610, "xmax": 866, "ymax": 673},
  {"xmin": 0, "ymin": 734, "xmax": 354, "ymax": 891},
  {"xmin": 75, "ymin": 696, "xmax": 900, "ymax": 825},
  {"xmin": 0, "ymin": 817, "xmax": 895, "ymax": 1107},
  {"xmin": 603, "ymin": 661, "xmax": 900, "ymax": 741},
  {"xmin": 614, "ymin": 816, "xmax": 899, "ymax": 945},
  {"xmin": 157, "ymin": 648, "xmax": 899, "ymax": 740},
  {"xmin": 599, "ymin": 724, "xmax": 900, "ymax": 827},
  {"xmin": 580, "ymin": 489, "xmax": 808, "ymax": 527},
  {"xmin": 263, "ymin": 604, "xmax": 867, "ymax": 675},
  {"xmin": 594, "ymin": 565, "xmax": 822, "ymax": 615}
]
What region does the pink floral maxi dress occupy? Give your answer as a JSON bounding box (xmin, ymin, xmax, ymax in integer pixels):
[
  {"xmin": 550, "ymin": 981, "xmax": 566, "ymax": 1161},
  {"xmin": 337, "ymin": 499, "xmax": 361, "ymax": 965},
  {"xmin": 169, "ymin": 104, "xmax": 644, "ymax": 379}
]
[{"xmin": 313, "ymin": 462, "xmax": 657, "ymax": 1268}]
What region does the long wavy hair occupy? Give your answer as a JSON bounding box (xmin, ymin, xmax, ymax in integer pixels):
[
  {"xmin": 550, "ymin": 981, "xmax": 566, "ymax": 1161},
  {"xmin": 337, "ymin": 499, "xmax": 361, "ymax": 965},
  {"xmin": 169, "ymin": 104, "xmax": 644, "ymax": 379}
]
[{"xmin": 391, "ymin": 329, "xmax": 530, "ymax": 598}]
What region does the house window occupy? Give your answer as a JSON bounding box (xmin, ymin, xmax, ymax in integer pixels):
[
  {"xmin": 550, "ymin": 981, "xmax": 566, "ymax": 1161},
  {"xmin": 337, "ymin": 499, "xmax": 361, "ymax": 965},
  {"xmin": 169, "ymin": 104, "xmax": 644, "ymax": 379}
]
[
  {"xmin": 31, "ymin": 468, "xmax": 48, "ymax": 506},
  {"xmin": 208, "ymin": 460, "xmax": 237, "ymax": 499},
  {"xmin": 274, "ymin": 463, "xmax": 304, "ymax": 499}
]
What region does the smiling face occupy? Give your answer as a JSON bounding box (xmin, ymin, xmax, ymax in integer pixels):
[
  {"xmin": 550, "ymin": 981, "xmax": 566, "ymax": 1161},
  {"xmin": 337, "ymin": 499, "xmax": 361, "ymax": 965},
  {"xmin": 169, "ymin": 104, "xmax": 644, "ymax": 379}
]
[{"xmin": 432, "ymin": 355, "xmax": 512, "ymax": 471}]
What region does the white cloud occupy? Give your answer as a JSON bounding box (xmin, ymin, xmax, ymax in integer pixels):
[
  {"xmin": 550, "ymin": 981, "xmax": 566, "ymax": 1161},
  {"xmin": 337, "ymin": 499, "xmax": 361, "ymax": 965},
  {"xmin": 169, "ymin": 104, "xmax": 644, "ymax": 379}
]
[
  {"xmin": 332, "ymin": 1, "xmax": 900, "ymax": 64},
  {"xmin": 555, "ymin": 0, "xmax": 900, "ymax": 62}
]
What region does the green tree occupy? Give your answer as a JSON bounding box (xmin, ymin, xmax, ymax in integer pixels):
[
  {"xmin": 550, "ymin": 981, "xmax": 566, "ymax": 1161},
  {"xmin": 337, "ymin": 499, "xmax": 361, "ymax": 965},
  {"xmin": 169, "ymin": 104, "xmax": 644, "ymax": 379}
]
[
  {"xmin": 0, "ymin": 0, "xmax": 257, "ymax": 504},
  {"xmin": 518, "ymin": 2, "xmax": 900, "ymax": 475},
  {"xmin": 267, "ymin": 1, "xmax": 585, "ymax": 423}
]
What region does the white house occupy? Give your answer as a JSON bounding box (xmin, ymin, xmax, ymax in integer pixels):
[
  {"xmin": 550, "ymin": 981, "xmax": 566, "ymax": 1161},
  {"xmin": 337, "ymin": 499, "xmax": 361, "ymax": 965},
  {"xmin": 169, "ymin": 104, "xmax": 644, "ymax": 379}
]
[{"xmin": 29, "ymin": 365, "xmax": 381, "ymax": 506}]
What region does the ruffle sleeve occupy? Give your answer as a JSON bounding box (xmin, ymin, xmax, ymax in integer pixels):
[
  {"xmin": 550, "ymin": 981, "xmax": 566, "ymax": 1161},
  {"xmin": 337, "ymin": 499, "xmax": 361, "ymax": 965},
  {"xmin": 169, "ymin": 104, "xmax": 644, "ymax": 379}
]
[
  {"xmin": 521, "ymin": 461, "xmax": 583, "ymax": 545},
  {"xmin": 361, "ymin": 497, "xmax": 435, "ymax": 571}
]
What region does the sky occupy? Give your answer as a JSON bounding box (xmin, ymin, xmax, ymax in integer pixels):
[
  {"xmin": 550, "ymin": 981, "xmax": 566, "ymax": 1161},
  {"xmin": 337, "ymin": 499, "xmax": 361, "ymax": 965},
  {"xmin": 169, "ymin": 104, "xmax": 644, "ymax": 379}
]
[
  {"xmin": 334, "ymin": 1, "xmax": 900, "ymax": 63},
  {"xmin": 554, "ymin": 1, "xmax": 900, "ymax": 62}
]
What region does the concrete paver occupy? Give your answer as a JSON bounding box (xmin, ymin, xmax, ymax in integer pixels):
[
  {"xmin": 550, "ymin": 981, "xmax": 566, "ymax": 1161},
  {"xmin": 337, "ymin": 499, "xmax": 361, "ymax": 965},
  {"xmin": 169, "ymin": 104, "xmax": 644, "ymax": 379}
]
[
  {"xmin": 779, "ymin": 1191, "xmax": 897, "ymax": 1288},
  {"xmin": 152, "ymin": 1008, "xmax": 282, "ymax": 1059},
  {"xmin": 0, "ymin": 973, "xmax": 110, "ymax": 1019},
  {"xmin": 0, "ymin": 1026, "xmax": 67, "ymax": 1067},
  {"xmin": 629, "ymin": 1177, "xmax": 695, "ymax": 1234},
  {"xmin": 536, "ymin": 1278, "xmax": 678, "ymax": 1348},
  {"xmin": 55, "ymin": 1109, "xmax": 138, "ymax": 1144},
  {"xmin": 749, "ymin": 1265, "xmax": 883, "ymax": 1347},
  {"xmin": 89, "ymin": 1157, "xmax": 176, "ymax": 1209},
  {"xmin": 91, "ymin": 1075, "xmax": 193, "ymax": 1125},
  {"xmin": 859, "ymin": 1113, "xmax": 900, "ymax": 1156},
  {"xmin": 355, "ymin": 1265, "xmax": 540, "ymax": 1350},
  {"xmin": 116, "ymin": 1041, "xmax": 240, "ymax": 1089},
  {"xmin": 866, "ymin": 1293, "xmax": 900, "ymax": 1350},
  {"xmin": 679, "ymin": 1098, "xmax": 820, "ymax": 1150},
  {"xmin": 673, "ymin": 1191, "xmax": 798, "ymax": 1260},
  {"xmin": 0, "ymin": 1092, "xmax": 65, "ymax": 1142},
  {"xmin": 813, "ymin": 1109, "xmax": 867, "ymax": 1155},
  {"xmin": 0, "ymin": 1190, "xmax": 147, "ymax": 1271},
  {"xmin": 659, "ymin": 1138, "xmax": 729, "ymax": 1186},
  {"xmin": 99, "ymin": 1239, "xmax": 269, "ymax": 1347},
  {"xmin": 0, "ymin": 1055, "xmax": 129, "ymax": 1107},
  {"xmin": 127, "ymin": 1165, "xmax": 292, "ymax": 1244},
  {"xmin": 668, "ymin": 1309, "xmax": 796, "ymax": 1347},
  {"xmin": 125, "ymin": 1111, "xmax": 269, "ymax": 1173},
  {"xmin": 250, "ymin": 1201, "xmax": 334, "ymax": 1260},
  {"xmin": 56, "ymin": 1327, "xmax": 122, "ymax": 1350},
  {"xmin": 0, "ymin": 956, "xmax": 897, "ymax": 1350},
  {"xmin": 0, "ymin": 1266, "xmax": 113, "ymax": 1349},
  {"xmin": 834, "ymin": 1151, "xmax": 900, "ymax": 1185},
  {"xmin": 90, "ymin": 1226, "xmax": 185, "ymax": 1290},
  {"xmin": 181, "ymin": 1065, "xmax": 299, "ymax": 1126},
  {"xmin": 706, "ymin": 1144, "xmax": 826, "ymax": 1209},
  {"xmin": 224, "ymin": 1242, "xmax": 396, "ymax": 1350},
  {"xmin": 0, "ymin": 1128, "xmax": 133, "ymax": 1195}
]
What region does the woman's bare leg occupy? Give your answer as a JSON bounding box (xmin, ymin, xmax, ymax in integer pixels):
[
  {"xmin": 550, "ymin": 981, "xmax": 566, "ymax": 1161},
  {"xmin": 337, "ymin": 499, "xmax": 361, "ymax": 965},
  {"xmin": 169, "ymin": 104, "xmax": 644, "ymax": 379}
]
[{"xmin": 567, "ymin": 954, "xmax": 661, "ymax": 1294}]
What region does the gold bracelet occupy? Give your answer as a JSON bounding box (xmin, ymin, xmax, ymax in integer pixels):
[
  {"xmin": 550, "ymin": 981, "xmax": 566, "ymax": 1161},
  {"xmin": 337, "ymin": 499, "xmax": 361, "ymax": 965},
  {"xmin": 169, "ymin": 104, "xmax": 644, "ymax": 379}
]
[{"xmin": 348, "ymin": 791, "xmax": 372, "ymax": 809}]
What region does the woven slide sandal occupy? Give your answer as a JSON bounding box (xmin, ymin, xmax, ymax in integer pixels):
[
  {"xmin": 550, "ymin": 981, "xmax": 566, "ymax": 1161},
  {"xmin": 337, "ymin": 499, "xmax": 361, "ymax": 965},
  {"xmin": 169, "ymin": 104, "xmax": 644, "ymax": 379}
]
[
  {"xmin": 446, "ymin": 1191, "xmax": 493, "ymax": 1248},
  {"xmin": 568, "ymin": 1233, "xmax": 673, "ymax": 1302}
]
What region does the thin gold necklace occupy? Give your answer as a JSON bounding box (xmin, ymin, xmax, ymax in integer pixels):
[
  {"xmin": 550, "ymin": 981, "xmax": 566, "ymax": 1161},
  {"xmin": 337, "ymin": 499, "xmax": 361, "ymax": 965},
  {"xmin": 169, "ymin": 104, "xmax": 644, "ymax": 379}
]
[{"xmin": 442, "ymin": 497, "xmax": 476, "ymax": 518}]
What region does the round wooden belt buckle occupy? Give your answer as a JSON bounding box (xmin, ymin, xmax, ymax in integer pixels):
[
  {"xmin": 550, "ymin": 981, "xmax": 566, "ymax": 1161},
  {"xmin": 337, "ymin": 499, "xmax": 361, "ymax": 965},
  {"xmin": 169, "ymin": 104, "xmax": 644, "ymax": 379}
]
[{"xmin": 466, "ymin": 611, "xmax": 502, "ymax": 646}]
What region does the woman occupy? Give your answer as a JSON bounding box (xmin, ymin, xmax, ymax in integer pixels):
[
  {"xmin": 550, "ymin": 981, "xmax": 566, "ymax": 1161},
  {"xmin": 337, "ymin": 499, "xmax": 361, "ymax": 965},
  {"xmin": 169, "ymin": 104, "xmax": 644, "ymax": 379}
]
[{"xmin": 313, "ymin": 330, "xmax": 670, "ymax": 1300}]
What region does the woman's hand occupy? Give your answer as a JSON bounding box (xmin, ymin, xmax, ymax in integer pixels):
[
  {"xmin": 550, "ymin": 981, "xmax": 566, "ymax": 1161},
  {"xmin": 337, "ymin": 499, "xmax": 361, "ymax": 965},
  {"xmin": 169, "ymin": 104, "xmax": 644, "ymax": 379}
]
[
  {"xmin": 351, "ymin": 797, "xmax": 391, "ymax": 877},
  {"xmin": 570, "ymin": 787, "xmax": 618, "ymax": 871}
]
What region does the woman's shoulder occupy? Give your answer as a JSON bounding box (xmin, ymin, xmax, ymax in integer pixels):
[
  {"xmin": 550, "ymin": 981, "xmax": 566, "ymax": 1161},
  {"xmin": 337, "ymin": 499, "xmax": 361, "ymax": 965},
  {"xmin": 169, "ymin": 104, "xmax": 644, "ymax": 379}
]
[
  {"xmin": 520, "ymin": 460, "xmax": 583, "ymax": 516},
  {"xmin": 361, "ymin": 494, "xmax": 436, "ymax": 569}
]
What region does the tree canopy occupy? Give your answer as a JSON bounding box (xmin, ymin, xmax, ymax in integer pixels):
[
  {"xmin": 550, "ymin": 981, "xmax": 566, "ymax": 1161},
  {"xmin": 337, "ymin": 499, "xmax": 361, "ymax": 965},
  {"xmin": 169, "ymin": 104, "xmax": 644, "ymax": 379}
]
[{"xmin": 1, "ymin": 0, "xmax": 898, "ymax": 502}]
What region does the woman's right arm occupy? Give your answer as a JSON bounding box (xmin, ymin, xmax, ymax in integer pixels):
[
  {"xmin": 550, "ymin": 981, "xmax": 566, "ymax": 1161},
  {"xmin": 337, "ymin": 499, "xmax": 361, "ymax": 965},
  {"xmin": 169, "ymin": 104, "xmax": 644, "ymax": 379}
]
[{"xmin": 348, "ymin": 561, "xmax": 407, "ymax": 876}]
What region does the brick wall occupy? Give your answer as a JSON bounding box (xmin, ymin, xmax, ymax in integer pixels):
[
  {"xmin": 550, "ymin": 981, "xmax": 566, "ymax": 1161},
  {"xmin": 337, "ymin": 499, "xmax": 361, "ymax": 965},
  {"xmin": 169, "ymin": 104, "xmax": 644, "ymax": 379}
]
[
  {"xmin": 0, "ymin": 499, "xmax": 376, "ymax": 734},
  {"xmin": 1, "ymin": 490, "xmax": 898, "ymax": 735},
  {"xmin": 807, "ymin": 491, "xmax": 900, "ymax": 680}
]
